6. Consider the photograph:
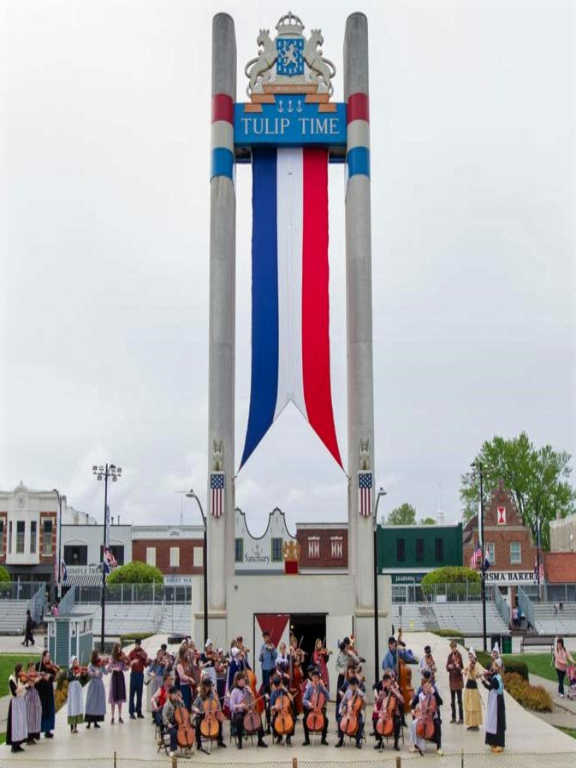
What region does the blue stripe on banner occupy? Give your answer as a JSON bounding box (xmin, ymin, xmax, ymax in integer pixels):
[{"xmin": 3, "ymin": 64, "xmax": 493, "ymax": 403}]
[
  {"xmin": 211, "ymin": 147, "xmax": 234, "ymax": 179},
  {"xmin": 346, "ymin": 146, "xmax": 370, "ymax": 179},
  {"xmin": 240, "ymin": 149, "xmax": 279, "ymax": 467}
]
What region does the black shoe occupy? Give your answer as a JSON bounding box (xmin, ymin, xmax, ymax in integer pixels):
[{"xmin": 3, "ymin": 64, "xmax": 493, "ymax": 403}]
[
  {"xmin": 237, "ymin": 741, "xmax": 242, "ymax": 750},
  {"xmin": 86, "ymin": 723, "xmax": 91, "ymax": 729},
  {"xmin": 356, "ymin": 742, "xmax": 362, "ymax": 749},
  {"xmin": 374, "ymin": 742, "xmax": 382, "ymax": 750},
  {"xmin": 45, "ymin": 732, "xmax": 54, "ymax": 738},
  {"xmin": 336, "ymin": 739, "xmax": 344, "ymax": 748},
  {"xmin": 266, "ymin": 726, "xmax": 271, "ymax": 735},
  {"xmin": 302, "ymin": 740, "xmax": 310, "ymax": 746},
  {"xmin": 321, "ymin": 738, "xmax": 329, "ymax": 745},
  {"xmin": 286, "ymin": 736, "xmax": 292, "ymax": 746},
  {"xmin": 137, "ymin": 713, "xmax": 145, "ymax": 719},
  {"xmin": 130, "ymin": 714, "xmax": 136, "ymax": 720},
  {"xmin": 394, "ymin": 745, "xmax": 401, "ymax": 751},
  {"xmin": 94, "ymin": 723, "xmax": 101, "ymax": 729},
  {"xmin": 258, "ymin": 740, "xmax": 268, "ymax": 748},
  {"xmin": 12, "ymin": 746, "xmax": 25, "ymax": 753},
  {"xmin": 217, "ymin": 741, "xmax": 226, "ymax": 748}
]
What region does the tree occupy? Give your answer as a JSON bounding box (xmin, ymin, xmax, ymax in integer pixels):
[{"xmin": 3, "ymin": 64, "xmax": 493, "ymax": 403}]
[
  {"xmin": 0, "ymin": 566, "xmax": 10, "ymax": 582},
  {"xmin": 386, "ymin": 503, "xmax": 417, "ymax": 525},
  {"xmin": 106, "ymin": 561, "xmax": 164, "ymax": 584},
  {"xmin": 460, "ymin": 432, "xmax": 576, "ymax": 549},
  {"xmin": 420, "ymin": 517, "xmax": 437, "ymax": 525}
]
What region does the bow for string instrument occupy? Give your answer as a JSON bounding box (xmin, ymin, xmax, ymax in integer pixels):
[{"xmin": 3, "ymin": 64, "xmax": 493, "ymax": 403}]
[
  {"xmin": 305, "ymin": 687, "xmax": 326, "ymax": 733},
  {"xmin": 242, "ymin": 687, "xmax": 264, "ymax": 735}
]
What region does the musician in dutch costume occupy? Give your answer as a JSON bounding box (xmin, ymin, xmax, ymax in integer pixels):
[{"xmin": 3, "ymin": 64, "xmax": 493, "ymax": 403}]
[
  {"xmin": 463, "ymin": 649, "xmax": 482, "ymax": 730},
  {"xmin": 302, "ymin": 669, "xmax": 329, "ymax": 745},
  {"xmin": 85, "ymin": 650, "xmax": 108, "ymax": 729},
  {"xmin": 228, "ymin": 671, "xmax": 268, "ymax": 749},
  {"xmin": 373, "ymin": 671, "xmax": 403, "ymax": 751},
  {"xmin": 446, "ymin": 639, "xmax": 464, "ymax": 724},
  {"xmin": 35, "ymin": 650, "xmax": 57, "ymax": 738},
  {"xmin": 24, "ymin": 661, "xmax": 42, "ymax": 743},
  {"xmin": 482, "ymin": 657, "xmax": 506, "ymax": 753},
  {"xmin": 6, "ymin": 663, "xmax": 28, "ymax": 752},
  {"xmin": 67, "ymin": 656, "xmax": 85, "ymax": 733},
  {"xmin": 192, "ymin": 675, "xmax": 226, "ymax": 751}
]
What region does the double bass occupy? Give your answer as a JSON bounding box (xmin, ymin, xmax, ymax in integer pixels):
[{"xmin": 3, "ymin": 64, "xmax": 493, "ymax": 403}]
[
  {"xmin": 305, "ymin": 687, "xmax": 326, "ymax": 733},
  {"xmin": 174, "ymin": 699, "xmax": 195, "ymax": 749},
  {"xmin": 397, "ymin": 656, "xmax": 414, "ymax": 715}
]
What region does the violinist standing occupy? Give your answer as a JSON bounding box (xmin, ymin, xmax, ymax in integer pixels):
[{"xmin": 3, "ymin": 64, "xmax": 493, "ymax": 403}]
[
  {"xmin": 259, "ymin": 631, "xmax": 277, "ymax": 695},
  {"xmin": 67, "ymin": 657, "xmax": 85, "ymax": 733},
  {"xmin": 463, "ymin": 649, "xmax": 482, "ymax": 730},
  {"xmin": 335, "ymin": 675, "xmax": 365, "ymax": 749},
  {"xmin": 128, "ymin": 638, "xmax": 149, "ymax": 720},
  {"xmin": 228, "ymin": 672, "xmax": 268, "ymax": 749},
  {"xmin": 175, "ymin": 646, "xmax": 195, "ymax": 711},
  {"xmin": 482, "ymin": 659, "xmax": 506, "ymax": 753},
  {"xmin": 7, "ymin": 664, "xmax": 28, "ymax": 752},
  {"xmin": 446, "ymin": 640, "xmax": 464, "ymax": 724},
  {"xmin": 302, "ymin": 669, "xmax": 329, "ymax": 745},
  {"xmin": 85, "ymin": 650, "xmax": 108, "ymax": 729},
  {"xmin": 108, "ymin": 644, "xmax": 128, "ymax": 724},
  {"xmin": 25, "ymin": 662, "xmax": 42, "ymax": 743},
  {"xmin": 312, "ymin": 639, "xmax": 331, "ymax": 687},
  {"xmin": 35, "ymin": 650, "xmax": 57, "ymax": 738},
  {"xmin": 192, "ymin": 677, "xmax": 226, "ymax": 751},
  {"xmin": 373, "ymin": 672, "xmax": 403, "ymax": 751},
  {"xmin": 419, "ymin": 645, "xmax": 437, "ymax": 682},
  {"xmin": 409, "ymin": 673, "xmax": 444, "ymax": 756}
]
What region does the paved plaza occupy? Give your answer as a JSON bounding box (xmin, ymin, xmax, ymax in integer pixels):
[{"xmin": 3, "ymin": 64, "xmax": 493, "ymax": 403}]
[{"xmin": 0, "ymin": 632, "xmax": 574, "ymax": 766}]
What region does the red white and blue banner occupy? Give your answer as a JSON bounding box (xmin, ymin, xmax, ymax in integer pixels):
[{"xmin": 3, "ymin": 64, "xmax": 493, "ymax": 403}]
[
  {"xmin": 358, "ymin": 472, "xmax": 373, "ymax": 517},
  {"xmin": 241, "ymin": 146, "xmax": 342, "ymax": 469},
  {"xmin": 211, "ymin": 472, "xmax": 225, "ymax": 518}
]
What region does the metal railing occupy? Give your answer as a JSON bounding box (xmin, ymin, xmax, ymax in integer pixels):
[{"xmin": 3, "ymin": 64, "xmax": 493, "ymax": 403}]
[
  {"xmin": 72, "ymin": 583, "xmax": 192, "ymax": 604},
  {"xmin": 393, "ymin": 582, "xmax": 486, "ymax": 603},
  {"xmin": 518, "ymin": 586, "xmax": 536, "ymax": 631},
  {"xmin": 492, "ymin": 583, "xmax": 511, "ymax": 627},
  {"xmin": 0, "ymin": 581, "xmax": 47, "ymax": 600},
  {"xmin": 27, "ymin": 582, "xmax": 46, "ymax": 624},
  {"xmin": 58, "ymin": 585, "xmax": 76, "ymax": 615}
]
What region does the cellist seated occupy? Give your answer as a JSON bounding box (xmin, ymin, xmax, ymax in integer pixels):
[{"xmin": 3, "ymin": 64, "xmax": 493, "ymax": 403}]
[
  {"xmin": 228, "ymin": 672, "xmax": 267, "ymax": 749},
  {"xmin": 335, "ymin": 676, "xmax": 365, "ymax": 749},
  {"xmin": 302, "ymin": 670, "xmax": 329, "ymax": 745},
  {"xmin": 161, "ymin": 686, "xmax": 184, "ymax": 756},
  {"xmin": 192, "ymin": 677, "xmax": 226, "ymax": 751},
  {"xmin": 373, "ymin": 672, "xmax": 404, "ymax": 751},
  {"xmin": 268, "ymin": 675, "xmax": 294, "ymax": 746},
  {"xmin": 409, "ymin": 676, "xmax": 444, "ymax": 756}
]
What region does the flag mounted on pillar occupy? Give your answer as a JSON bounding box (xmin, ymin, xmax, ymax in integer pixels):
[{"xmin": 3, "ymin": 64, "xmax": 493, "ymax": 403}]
[
  {"xmin": 210, "ymin": 472, "xmax": 225, "ymax": 518},
  {"xmin": 240, "ymin": 147, "xmax": 342, "ymax": 470},
  {"xmin": 358, "ymin": 471, "xmax": 373, "ymax": 517}
]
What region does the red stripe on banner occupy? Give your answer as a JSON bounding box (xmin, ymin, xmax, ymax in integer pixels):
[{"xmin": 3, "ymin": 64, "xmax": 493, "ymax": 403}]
[
  {"xmin": 255, "ymin": 614, "xmax": 290, "ymax": 649},
  {"xmin": 347, "ymin": 92, "xmax": 370, "ymax": 124},
  {"xmin": 302, "ymin": 148, "xmax": 342, "ymax": 468},
  {"xmin": 212, "ymin": 93, "xmax": 234, "ymax": 124}
]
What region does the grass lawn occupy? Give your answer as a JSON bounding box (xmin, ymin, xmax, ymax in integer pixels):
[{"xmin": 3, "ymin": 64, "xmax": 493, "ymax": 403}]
[
  {"xmin": 502, "ymin": 652, "xmax": 575, "ymax": 683},
  {"xmin": 0, "ymin": 654, "xmax": 40, "ymax": 697},
  {"xmin": 557, "ymin": 727, "xmax": 576, "ymax": 740}
]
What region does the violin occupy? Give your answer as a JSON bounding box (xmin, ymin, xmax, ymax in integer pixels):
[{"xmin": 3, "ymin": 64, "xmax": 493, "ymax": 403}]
[
  {"xmin": 339, "ymin": 690, "xmax": 364, "ymax": 736},
  {"xmin": 242, "ymin": 687, "xmax": 263, "ymax": 735},
  {"xmin": 174, "ymin": 698, "xmax": 195, "ymax": 749},
  {"xmin": 273, "ymin": 688, "xmax": 294, "ymax": 736},
  {"xmin": 200, "ymin": 695, "xmax": 222, "ymax": 739},
  {"xmin": 305, "ymin": 687, "xmax": 326, "ymax": 733},
  {"xmin": 415, "ymin": 691, "xmax": 436, "ymax": 741}
]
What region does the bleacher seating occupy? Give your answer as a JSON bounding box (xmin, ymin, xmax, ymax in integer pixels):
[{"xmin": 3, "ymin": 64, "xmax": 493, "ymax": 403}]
[
  {"xmin": 532, "ymin": 603, "xmax": 576, "ymax": 636},
  {"xmin": 78, "ymin": 602, "xmax": 192, "ymax": 639},
  {"xmin": 392, "ymin": 602, "xmax": 509, "ymax": 636},
  {"xmin": 0, "ymin": 600, "xmax": 31, "ymax": 635}
]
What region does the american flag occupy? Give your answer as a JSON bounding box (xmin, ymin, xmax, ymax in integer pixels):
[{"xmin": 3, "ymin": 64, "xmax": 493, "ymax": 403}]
[
  {"xmin": 54, "ymin": 558, "xmax": 68, "ymax": 585},
  {"xmin": 103, "ymin": 547, "xmax": 117, "ymax": 575},
  {"xmin": 470, "ymin": 541, "xmax": 482, "ymax": 569},
  {"xmin": 533, "ymin": 557, "xmax": 544, "ymax": 582},
  {"xmin": 358, "ymin": 472, "xmax": 373, "ymax": 517},
  {"xmin": 211, "ymin": 472, "xmax": 225, "ymax": 518}
]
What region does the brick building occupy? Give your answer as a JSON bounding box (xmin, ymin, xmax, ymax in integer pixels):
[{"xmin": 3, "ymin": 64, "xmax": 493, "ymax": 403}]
[
  {"xmin": 131, "ymin": 525, "xmax": 204, "ymax": 582},
  {"xmin": 296, "ymin": 523, "xmax": 348, "ymax": 573},
  {"xmin": 463, "ymin": 480, "xmax": 539, "ymax": 605}
]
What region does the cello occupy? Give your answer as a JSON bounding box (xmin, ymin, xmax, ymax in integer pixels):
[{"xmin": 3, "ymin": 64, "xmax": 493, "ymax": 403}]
[
  {"xmin": 273, "ymin": 688, "xmax": 294, "ymax": 738},
  {"xmin": 305, "ymin": 687, "xmax": 326, "ymax": 733},
  {"xmin": 375, "ymin": 688, "xmax": 395, "ymax": 737},
  {"xmin": 174, "ymin": 698, "xmax": 195, "ymax": 749},
  {"xmin": 339, "ymin": 690, "xmax": 364, "ymax": 737},
  {"xmin": 243, "ymin": 686, "xmax": 263, "ymax": 735},
  {"xmin": 200, "ymin": 695, "xmax": 222, "ymax": 740},
  {"xmin": 415, "ymin": 690, "xmax": 436, "ymax": 741}
]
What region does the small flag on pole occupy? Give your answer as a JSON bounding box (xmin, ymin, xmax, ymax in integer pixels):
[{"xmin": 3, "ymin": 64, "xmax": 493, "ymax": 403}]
[
  {"xmin": 358, "ymin": 472, "xmax": 373, "ymax": 517},
  {"xmin": 470, "ymin": 542, "xmax": 482, "ymax": 569},
  {"xmin": 210, "ymin": 472, "xmax": 225, "ymax": 518},
  {"xmin": 103, "ymin": 547, "xmax": 117, "ymax": 575}
]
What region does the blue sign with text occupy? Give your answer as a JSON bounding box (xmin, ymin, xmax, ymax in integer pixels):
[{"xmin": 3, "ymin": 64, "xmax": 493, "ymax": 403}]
[{"xmin": 234, "ymin": 96, "xmax": 347, "ymax": 148}]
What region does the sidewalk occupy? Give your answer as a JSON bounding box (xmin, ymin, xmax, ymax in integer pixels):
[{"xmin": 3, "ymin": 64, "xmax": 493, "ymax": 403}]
[{"xmin": 529, "ymin": 672, "xmax": 576, "ymax": 721}]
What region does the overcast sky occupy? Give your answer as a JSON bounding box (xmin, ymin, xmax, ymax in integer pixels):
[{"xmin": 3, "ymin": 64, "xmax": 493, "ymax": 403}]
[{"xmin": 1, "ymin": 0, "xmax": 574, "ymax": 534}]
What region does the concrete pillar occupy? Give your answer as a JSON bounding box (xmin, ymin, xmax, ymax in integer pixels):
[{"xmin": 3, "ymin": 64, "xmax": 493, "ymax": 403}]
[
  {"xmin": 208, "ymin": 13, "xmax": 236, "ymax": 615},
  {"xmin": 344, "ymin": 13, "xmax": 375, "ymax": 611}
]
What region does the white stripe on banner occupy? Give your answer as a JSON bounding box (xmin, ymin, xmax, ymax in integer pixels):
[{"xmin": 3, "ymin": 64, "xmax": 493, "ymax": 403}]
[{"xmin": 275, "ymin": 148, "xmax": 308, "ymax": 421}]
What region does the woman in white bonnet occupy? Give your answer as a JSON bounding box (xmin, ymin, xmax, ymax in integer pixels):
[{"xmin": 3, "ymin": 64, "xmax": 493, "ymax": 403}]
[
  {"xmin": 482, "ymin": 650, "xmax": 506, "ymax": 752},
  {"xmin": 463, "ymin": 648, "xmax": 482, "ymax": 730}
]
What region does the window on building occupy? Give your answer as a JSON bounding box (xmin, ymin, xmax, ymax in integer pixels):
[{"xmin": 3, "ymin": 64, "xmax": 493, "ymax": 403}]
[
  {"xmin": 100, "ymin": 545, "xmax": 125, "ymax": 566},
  {"xmin": 64, "ymin": 545, "xmax": 88, "ymax": 566},
  {"xmin": 397, "ymin": 538, "xmax": 405, "ymax": 563},
  {"xmin": 170, "ymin": 547, "xmax": 180, "ymax": 567},
  {"xmin": 30, "ymin": 521, "xmax": 37, "ymax": 554},
  {"xmin": 146, "ymin": 547, "xmax": 156, "ymax": 566},
  {"xmin": 435, "ymin": 538, "xmax": 444, "ymax": 562},
  {"xmin": 43, "ymin": 519, "xmax": 53, "ymax": 555},
  {"xmin": 235, "ymin": 538, "xmax": 244, "ymax": 563},
  {"xmin": 8, "ymin": 521, "xmax": 12, "ymax": 554},
  {"xmin": 271, "ymin": 538, "xmax": 283, "ymax": 562},
  {"xmin": 510, "ymin": 541, "xmax": 521, "ymax": 564},
  {"xmin": 0, "ymin": 519, "xmax": 5, "ymax": 554},
  {"xmin": 331, "ymin": 536, "xmax": 343, "ymax": 559},
  {"xmin": 416, "ymin": 538, "xmax": 425, "ymax": 562},
  {"xmin": 193, "ymin": 547, "xmax": 203, "ymax": 567},
  {"xmin": 16, "ymin": 521, "xmax": 25, "ymax": 554},
  {"xmin": 486, "ymin": 542, "xmax": 495, "ymax": 566},
  {"xmin": 308, "ymin": 537, "xmax": 320, "ymax": 559}
]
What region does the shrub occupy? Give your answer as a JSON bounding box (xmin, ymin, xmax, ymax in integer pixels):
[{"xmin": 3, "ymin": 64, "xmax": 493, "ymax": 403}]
[
  {"xmin": 0, "ymin": 566, "xmax": 10, "ymax": 582},
  {"xmin": 504, "ymin": 660, "xmax": 528, "ymax": 680},
  {"xmin": 106, "ymin": 562, "xmax": 164, "ymax": 584},
  {"xmin": 475, "ymin": 651, "xmax": 492, "ymax": 670},
  {"xmin": 434, "ymin": 629, "xmax": 465, "ymax": 638},
  {"xmin": 504, "ymin": 672, "xmax": 552, "ymax": 712},
  {"xmin": 421, "ymin": 567, "xmax": 481, "ymax": 595},
  {"xmin": 120, "ymin": 632, "xmax": 154, "ymax": 646}
]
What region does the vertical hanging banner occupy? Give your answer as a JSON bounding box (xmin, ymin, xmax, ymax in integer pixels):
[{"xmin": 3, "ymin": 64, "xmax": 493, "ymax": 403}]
[
  {"xmin": 236, "ymin": 12, "xmax": 346, "ymax": 470},
  {"xmin": 211, "ymin": 472, "xmax": 225, "ymax": 518},
  {"xmin": 358, "ymin": 472, "xmax": 373, "ymax": 517}
]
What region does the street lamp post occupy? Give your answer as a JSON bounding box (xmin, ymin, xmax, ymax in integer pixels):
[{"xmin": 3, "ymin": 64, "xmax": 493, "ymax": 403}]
[
  {"xmin": 52, "ymin": 489, "xmax": 63, "ymax": 601},
  {"xmin": 373, "ymin": 487, "xmax": 387, "ymax": 684},
  {"xmin": 93, "ymin": 464, "xmax": 122, "ymax": 650},
  {"xmin": 186, "ymin": 491, "xmax": 208, "ymax": 646},
  {"xmin": 471, "ymin": 461, "xmax": 487, "ymax": 653}
]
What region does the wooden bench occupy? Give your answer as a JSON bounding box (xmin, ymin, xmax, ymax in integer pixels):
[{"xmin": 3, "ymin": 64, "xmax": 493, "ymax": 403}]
[{"xmin": 520, "ymin": 634, "xmax": 555, "ymax": 653}]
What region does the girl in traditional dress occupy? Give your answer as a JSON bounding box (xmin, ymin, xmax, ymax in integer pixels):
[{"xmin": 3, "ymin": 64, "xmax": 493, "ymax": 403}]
[
  {"xmin": 463, "ymin": 649, "xmax": 482, "ymax": 730},
  {"xmin": 175, "ymin": 644, "xmax": 196, "ymax": 711},
  {"xmin": 35, "ymin": 650, "xmax": 57, "ymax": 738},
  {"xmin": 7, "ymin": 664, "xmax": 29, "ymax": 752},
  {"xmin": 108, "ymin": 643, "xmax": 128, "ymax": 724},
  {"xmin": 67, "ymin": 657, "xmax": 85, "ymax": 733},
  {"xmin": 25, "ymin": 662, "xmax": 42, "ymax": 743},
  {"xmin": 482, "ymin": 658, "xmax": 506, "ymax": 752},
  {"xmin": 312, "ymin": 638, "xmax": 331, "ymax": 687},
  {"xmin": 85, "ymin": 649, "xmax": 108, "ymax": 728}
]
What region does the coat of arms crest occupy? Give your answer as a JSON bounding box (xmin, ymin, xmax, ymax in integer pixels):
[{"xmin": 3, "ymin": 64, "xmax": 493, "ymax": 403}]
[{"xmin": 244, "ymin": 11, "xmax": 336, "ymax": 97}]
